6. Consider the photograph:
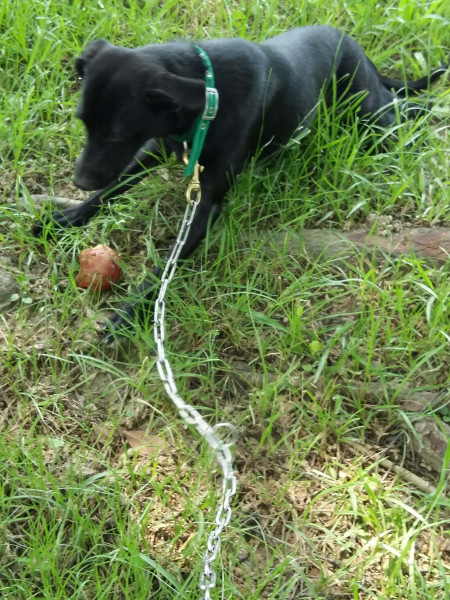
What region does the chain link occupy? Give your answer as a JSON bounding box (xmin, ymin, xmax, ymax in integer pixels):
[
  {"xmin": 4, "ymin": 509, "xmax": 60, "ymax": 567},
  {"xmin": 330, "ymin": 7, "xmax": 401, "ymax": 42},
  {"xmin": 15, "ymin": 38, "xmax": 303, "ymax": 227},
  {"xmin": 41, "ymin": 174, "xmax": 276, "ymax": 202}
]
[{"xmin": 153, "ymin": 192, "xmax": 238, "ymax": 600}]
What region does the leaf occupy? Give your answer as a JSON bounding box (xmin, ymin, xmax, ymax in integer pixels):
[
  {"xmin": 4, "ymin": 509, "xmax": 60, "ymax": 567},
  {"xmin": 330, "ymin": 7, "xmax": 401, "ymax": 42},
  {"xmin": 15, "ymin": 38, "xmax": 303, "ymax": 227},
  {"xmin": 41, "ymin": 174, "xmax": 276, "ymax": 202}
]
[
  {"xmin": 309, "ymin": 340, "xmax": 323, "ymax": 356},
  {"xmin": 123, "ymin": 430, "xmax": 167, "ymax": 456},
  {"xmin": 47, "ymin": 437, "xmax": 65, "ymax": 449},
  {"xmin": 93, "ymin": 422, "xmax": 115, "ymax": 445}
]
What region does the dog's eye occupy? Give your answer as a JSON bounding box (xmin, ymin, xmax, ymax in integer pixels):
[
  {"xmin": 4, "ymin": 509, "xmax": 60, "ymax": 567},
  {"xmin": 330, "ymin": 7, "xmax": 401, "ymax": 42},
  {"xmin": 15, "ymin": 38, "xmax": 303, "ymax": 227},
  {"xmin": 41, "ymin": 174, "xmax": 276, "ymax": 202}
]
[
  {"xmin": 107, "ymin": 134, "xmax": 123, "ymax": 143},
  {"xmin": 98, "ymin": 125, "xmax": 120, "ymax": 143},
  {"xmin": 99, "ymin": 124, "xmax": 110, "ymax": 138}
]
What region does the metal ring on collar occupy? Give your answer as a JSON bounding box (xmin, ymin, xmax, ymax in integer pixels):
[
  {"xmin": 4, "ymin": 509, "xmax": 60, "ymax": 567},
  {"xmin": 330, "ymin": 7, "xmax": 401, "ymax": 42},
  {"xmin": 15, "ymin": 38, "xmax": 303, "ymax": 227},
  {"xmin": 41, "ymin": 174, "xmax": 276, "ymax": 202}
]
[{"xmin": 212, "ymin": 422, "xmax": 239, "ymax": 448}]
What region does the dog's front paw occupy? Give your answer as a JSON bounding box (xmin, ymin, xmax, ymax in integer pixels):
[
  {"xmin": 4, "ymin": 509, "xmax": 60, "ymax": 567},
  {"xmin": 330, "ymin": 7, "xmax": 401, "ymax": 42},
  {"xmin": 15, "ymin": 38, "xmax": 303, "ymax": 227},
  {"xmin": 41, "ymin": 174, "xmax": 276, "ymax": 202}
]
[{"xmin": 32, "ymin": 206, "xmax": 90, "ymax": 237}]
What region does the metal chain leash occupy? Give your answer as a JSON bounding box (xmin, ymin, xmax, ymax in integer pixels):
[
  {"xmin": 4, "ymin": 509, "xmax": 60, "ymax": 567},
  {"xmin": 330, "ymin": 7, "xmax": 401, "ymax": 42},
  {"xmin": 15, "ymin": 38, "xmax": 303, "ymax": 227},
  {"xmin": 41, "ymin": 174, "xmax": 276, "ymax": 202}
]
[{"xmin": 153, "ymin": 177, "xmax": 238, "ymax": 600}]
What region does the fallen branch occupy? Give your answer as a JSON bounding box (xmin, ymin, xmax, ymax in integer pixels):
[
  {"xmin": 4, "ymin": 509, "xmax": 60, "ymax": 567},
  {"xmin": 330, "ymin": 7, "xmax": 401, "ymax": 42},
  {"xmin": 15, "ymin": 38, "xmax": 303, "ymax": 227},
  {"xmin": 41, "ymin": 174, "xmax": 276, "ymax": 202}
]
[
  {"xmin": 349, "ymin": 441, "xmax": 440, "ymax": 496},
  {"xmin": 267, "ymin": 227, "xmax": 450, "ymax": 266},
  {"xmin": 21, "ymin": 194, "xmax": 83, "ymax": 211}
]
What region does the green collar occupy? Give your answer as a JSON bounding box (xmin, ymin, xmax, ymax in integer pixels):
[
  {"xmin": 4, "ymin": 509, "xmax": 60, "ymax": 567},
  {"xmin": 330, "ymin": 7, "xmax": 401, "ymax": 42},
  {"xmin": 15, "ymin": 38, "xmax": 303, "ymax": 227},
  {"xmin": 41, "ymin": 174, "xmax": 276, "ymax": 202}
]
[{"xmin": 170, "ymin": 45, "xmax": 219, "ymax": 177}]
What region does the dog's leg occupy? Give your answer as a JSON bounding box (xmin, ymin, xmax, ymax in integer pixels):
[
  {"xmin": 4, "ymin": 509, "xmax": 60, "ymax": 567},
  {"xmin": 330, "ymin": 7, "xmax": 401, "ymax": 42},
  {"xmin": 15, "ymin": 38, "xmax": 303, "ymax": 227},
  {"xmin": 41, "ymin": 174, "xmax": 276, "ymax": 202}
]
[
  {"xmin": 102, "ymin": 174, "xmax": 226, "ymax": 342},
  {"xmin": 32, "ymin": 141, "xmax": 164, "ymax": 236}
]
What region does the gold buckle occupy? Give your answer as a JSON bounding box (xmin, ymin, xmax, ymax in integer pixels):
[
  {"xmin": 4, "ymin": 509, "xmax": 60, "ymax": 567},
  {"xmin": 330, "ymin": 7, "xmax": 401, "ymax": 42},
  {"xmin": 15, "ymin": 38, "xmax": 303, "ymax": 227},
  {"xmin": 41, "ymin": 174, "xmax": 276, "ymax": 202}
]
[
  {"xmin": 186, "ymin": 162, "xmax": 204, "ymax": 205},
  {"xmin": 183, "ymin": 144, "xmax": 204, "ymax": 204}
]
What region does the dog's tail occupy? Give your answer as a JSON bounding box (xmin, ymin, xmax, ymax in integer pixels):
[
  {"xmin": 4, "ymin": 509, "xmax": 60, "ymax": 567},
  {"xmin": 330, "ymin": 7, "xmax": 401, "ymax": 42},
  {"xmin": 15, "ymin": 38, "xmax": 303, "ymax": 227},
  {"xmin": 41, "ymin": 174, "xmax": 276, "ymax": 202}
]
[{"xmin": 380, "ymin": 63, "xmax": 448, "ymax": 96}]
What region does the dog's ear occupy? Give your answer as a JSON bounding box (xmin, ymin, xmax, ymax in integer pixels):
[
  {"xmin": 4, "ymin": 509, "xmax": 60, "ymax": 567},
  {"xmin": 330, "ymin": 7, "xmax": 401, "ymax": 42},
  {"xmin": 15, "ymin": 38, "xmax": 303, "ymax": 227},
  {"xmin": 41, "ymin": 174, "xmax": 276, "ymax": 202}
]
[
  {"xmin": 76, "ymin": 39, "xmax": 111, "ymax": 78},
  {"xmin": 144, "ymin": 73, "xmax": 205, "ymax": 114}
]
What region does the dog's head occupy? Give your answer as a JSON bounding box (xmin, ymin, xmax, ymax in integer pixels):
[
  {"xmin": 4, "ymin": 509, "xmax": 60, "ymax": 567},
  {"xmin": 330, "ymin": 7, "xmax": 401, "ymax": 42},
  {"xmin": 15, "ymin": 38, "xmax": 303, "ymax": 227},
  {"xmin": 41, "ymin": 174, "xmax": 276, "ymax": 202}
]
[{"xmin": 74, "ymin": 39, "xmax": 206, "ymax": 190}]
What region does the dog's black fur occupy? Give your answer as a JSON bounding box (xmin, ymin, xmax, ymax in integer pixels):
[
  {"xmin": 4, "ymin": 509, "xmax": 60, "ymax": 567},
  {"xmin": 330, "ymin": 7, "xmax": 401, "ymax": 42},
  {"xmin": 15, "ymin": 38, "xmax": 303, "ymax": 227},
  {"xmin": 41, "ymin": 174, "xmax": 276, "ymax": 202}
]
[{"xmin": 33, "ymin": 25, "xmax": 446, "ymax": 340}]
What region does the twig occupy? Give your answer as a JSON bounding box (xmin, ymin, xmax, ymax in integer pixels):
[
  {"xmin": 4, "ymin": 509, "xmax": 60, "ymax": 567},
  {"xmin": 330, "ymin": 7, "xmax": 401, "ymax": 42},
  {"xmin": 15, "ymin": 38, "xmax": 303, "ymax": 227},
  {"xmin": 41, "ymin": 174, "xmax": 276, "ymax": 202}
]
[{"xmin": 349, "ymin": 441, "xmax": 439, "ymax": 495}]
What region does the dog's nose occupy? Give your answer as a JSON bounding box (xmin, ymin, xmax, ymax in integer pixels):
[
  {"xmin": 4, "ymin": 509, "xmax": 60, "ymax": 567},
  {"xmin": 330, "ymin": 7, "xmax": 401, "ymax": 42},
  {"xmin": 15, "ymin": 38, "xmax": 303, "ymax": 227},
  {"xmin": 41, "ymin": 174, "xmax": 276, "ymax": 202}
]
[
  {"xmin": 74, "ymin": 163, "xmax": 112, "ymax": 191},
  {"xmin": 74, "ymin": 173, "xmax": 100, "ymax": 191},
  {"xmin": 74, "ymin": 145, "xmax": 116, "ymax": 190}
]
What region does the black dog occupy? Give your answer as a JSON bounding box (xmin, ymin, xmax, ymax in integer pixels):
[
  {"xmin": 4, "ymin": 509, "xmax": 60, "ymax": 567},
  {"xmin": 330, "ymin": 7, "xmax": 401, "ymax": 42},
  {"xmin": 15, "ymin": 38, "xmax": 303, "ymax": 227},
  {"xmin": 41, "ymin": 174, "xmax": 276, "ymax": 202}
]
[{"xmin": 33, "ymin": 25, "xmax": 446, "ymax": 339}]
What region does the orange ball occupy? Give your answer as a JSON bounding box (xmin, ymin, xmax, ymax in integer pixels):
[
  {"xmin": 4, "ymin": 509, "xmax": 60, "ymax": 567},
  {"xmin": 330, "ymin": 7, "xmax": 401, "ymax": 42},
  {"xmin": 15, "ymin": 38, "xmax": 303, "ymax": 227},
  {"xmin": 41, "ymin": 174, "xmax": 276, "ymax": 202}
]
[{"xmin": 75, "ymin": 244, "xmax": 122, "ymax": 291}]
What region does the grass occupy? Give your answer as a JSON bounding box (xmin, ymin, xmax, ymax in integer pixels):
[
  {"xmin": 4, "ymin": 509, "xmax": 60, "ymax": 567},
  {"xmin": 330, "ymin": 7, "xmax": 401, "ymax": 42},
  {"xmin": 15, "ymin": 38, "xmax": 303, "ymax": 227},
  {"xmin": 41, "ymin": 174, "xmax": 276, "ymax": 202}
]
[{"xmin": 1, "ymin": 0, "xmax": 450, "ymax": 598}]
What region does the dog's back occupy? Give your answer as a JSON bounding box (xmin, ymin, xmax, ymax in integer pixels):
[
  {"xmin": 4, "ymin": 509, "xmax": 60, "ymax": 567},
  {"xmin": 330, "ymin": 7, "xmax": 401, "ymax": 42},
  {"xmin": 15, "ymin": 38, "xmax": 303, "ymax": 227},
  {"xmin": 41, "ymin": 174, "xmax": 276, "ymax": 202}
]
[{"xmin": 33, "ymin": 26, "xmax": 447, "ymax": 340}]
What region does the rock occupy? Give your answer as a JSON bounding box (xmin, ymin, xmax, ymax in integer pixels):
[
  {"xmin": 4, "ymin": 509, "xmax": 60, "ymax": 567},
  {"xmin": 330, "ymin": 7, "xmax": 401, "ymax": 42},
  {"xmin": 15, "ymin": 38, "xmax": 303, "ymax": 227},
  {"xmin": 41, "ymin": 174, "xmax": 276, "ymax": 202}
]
[
  {"xmin": 411, "ymin": 417, "xmax": 450, "ymax": 473},
  {"xmin": 399, "ymin": 391, "xmax": 443, "ymax": 412},
  {"xmin": 0, "ymin": 263, "xmax": 20, "ymax": 308}
]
